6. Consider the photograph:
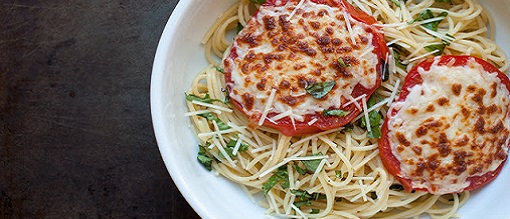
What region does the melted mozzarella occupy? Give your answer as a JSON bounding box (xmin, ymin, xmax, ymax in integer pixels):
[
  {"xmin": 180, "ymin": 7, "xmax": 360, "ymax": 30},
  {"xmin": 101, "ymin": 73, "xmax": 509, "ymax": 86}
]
[
  {"xmin": 224, "ymin": 0, "xmax": 380, "ymax": 120},
  {"xmin": 387, "ymin": 57, "xmax": 510, "ymax": 194}
]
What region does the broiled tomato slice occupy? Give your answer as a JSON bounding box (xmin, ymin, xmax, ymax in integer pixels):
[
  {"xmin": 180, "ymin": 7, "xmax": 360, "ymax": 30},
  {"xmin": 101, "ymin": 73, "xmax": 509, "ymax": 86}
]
[
  {"xmin": 224, "ymin": 0, "xmax": 388, "ymax": 136},
  {"xmin": 379, "ymin": 55, "xmax": 510, "ymax": 194}
]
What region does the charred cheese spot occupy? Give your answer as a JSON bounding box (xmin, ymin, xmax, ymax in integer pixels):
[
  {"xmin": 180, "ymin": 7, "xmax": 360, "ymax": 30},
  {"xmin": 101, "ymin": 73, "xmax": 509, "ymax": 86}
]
[
  {"xmin": 416, "ymin": 126, "xmax": 428, "ymax": 137},
  {"xmin": 396, "ymin": 132, "xmax": 411, "ymax": 147},
  {"xmin": 279, "ymin": 80, "xmax": 291, "ymax": 89},
  {"xmin": 486, "ymin": 103, "xmax": 500, "ymax": 114},
  {"xmin": 281, "ymin": 95, "xmax": 298, "ymax": 106},
  {"xmin": 425, "ymin": 104, "xmax": 435, "ymax": 112},
  {"xmin": 387, "ymin": 57, "xmax": 510, "ymax": 194},
  {"xmin": 256, "ymin": 78, "xmax": 267, "ymax": 91},
  {"xmin": 263, "ymin": 16, "xmax": 276, "ymax": 30},
  {"xmin": 242, "ymin": 93, "xmax": 255, "ymax": 111},
  {"xmin": 491, "ymin": 82, "xmax": 498, "ymax": 98},
  {"xmin": 454, "ymin": 134, "xmax": 470, "ymax": 147},
  {"xmin": 412, "ymin": 146, "xmax": 423, "ymax": 156},
  {"xmin": 224, "ymin": 0, "xmax": 381, "ymax": 123},
  {"xmin": 407, "ymin": 107, "xmax": 419, "ymax": 115},
  {"xmin": 452, "ymin": 83, "xmax": 462, "ymax": 96},
  {"xmin": 436, "ymin": 97, "xmax": 450, "ymax": 106}
]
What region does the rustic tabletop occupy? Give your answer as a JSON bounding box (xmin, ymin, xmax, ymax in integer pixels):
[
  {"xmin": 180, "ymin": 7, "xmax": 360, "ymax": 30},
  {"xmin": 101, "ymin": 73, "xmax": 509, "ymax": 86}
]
[{"xmin": 0, "ymin": 0, "xmax": 201, "ymax": 218}]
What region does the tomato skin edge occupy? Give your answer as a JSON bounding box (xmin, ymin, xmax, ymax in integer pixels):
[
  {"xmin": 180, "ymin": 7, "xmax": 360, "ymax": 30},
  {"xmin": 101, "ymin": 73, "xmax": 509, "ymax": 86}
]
[{"xmin": 379, "ymin": 55, "xmax": 510, "ymax": 193}]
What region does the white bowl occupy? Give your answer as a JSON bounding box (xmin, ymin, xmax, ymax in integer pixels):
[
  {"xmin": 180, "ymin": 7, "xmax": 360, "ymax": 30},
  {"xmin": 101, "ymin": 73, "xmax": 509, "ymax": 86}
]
[{"xmin": 151, "ymin": 0, "xmax": 510, "ymax": 218}]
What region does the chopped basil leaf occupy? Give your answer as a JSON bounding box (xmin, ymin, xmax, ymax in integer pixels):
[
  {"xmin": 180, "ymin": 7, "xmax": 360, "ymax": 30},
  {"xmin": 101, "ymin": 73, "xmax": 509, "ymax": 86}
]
[
  {"xmin": 249, "ymin": 0, "xmax": 266, "ymax": 4},
  {"xmin": 409, "ymin": 9, "xmax": 448, "ymax": 32},
  {"xmin": 390, "ymin": 184, "xmax": 405, "ymax": 191},
  {"xmin": 424, "ymin": 35, "xmax": 454, "ymax": 56},
  {"xmin": 391, "ymin": 46, "xmax": 408, "ymax": 70},
  {"xmin": 301, "ymin": 152, "xmax": 324, "ymax": 173},
  {"xmin": 197, "ymin": 145, "xmax": 213, "ymax": 171},
  {"xmin": 312, "ymin": 193, "xmax": 327, "ymax": 200},
  {"xmin": 424, "ymin": 43, "xmax": 447, "ymax": 56},
  {"xmin": 199, "ymin": 112, "xmax": 231, "ymax": 130},
  {"xmin": 223, "ymin": 87, "xmax": 230, "ymax": 103},
  {"xmin": 356, "ymin": 95, "xmax": 383, "ymax": 139},
  {"xmin": 323, "ymin": 109, "xmax": 349, "ymax": 117},
  {"xmin": 218, "ymin": 139, "xmax": 249, "ymax": 158},
  {"xmin": 444, "ymin": 33, "xmax": 455, "ymax": 45},
  {"xmin": 236, "ymin": 22, "xmax": 244, "ymax": 34},
  {"xmin": 294, "ymin": 163, "xmax": 307, "ymax": 175},
  {"xmin": 293, "ymin": 200, "xmax": 311, "ymax": 208},
  {"xmin": 262, "ymin": 166, "xmax": 289, "ymax": 194},
  {"xmin": 291, "ymin": 189, "xmax": 311, "ymax": 199},
  {"xmin": 337, "ymin": 57, "xmax": 351, "ymax": 67},
  {"xmin": 226, "ymin": 139, "xmax": 249, "ymax": 152},
  {"xmin": 435, "ymin": 0, "xmax": 452, "ymax": 3},
  {"xmin": 215, "ymin": 66, "xmax": 225, "ymax": 74},
  {"xmin": 335, "ymin": 170, "xmax": 343, "ymax": 179},
  {"xmin": 305, "ymin": 81, "xmax": 336, "ymax": 99},
  {"xmin": 291, "ymin": 189, "xmax": 327, "ymax": 201},
  {"xmin": 310, "ymin": 209, "xmax": 320, "ymax": 214},
  {"xmin": 392, "ymin": 0, "xmax": 409, "ymax": 6},
  {"xmin": 186, "ymin": 93, "xmax": 224, "ymax": 104},
  {"xmin": 341, "ymin": 123, "xmax": 354, "ymax": 133},
  {"xmin": 425, "ymin": 11, "xmax": 448, "ymax": 31},
  {"xmin": 291, "ymin": 189, "xmax": 327, "ymax": 209}
]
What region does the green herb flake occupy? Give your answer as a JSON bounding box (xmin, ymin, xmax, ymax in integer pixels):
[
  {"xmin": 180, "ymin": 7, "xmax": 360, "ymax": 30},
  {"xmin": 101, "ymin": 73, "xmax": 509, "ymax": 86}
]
[
  {"xmin": 390, "ymin": 45, "xmax": 408, "ymax": 70},
  {"xmin": 305, "ymin": 81, "xmax": 336, "ymax": 99},
  {"xmin": 236, "ymin": 22, "xmax": 244, "ymax": 34},
  {"xmin": 294, "ymin": 163, "xmax": 307, "ymax": 175},
  {"xmin": 391, "ymin": 0, "xmax": 400, "ymax": 7},
  {"xmin": 323, "ymin": 109, "xmax": 349, "ymax": 117},
  {"xmin": 435, "ymin": 0, "xmax": 452, "ymax": 3},
  {"xmin": 197, "ymin": 145, "xmax": 213, "ymax": 171},
  {"xmin": 291, "ymin": 189, "xmax": 327, "ymax": 209},
  {"xmin": 356, "ymin": 95, "xmax": 383, "ymax": 139},
  {"xmin": 186, "ymin": 93, "xmax": 224, "ymax": 104},
  {"xmin": 291, "ymin": 189, "xmax": 312, "ymax": 199},
  {"xmin": 249, "ymin": 0, "xmax": 266, "ymax": 4},
  {"xmin": 215, "ymin": 66, "xmax": 225, "ymax": 74},
  {"xmin": 312, "ymin": 193, "xmax": 327, "ymax": 200},
  {"xmin": 226, "ymin": 139, "xmax": 249, "ymax": 152},
  {"xmin": 310, "ymin": 209, "xmax": 320, "ymax": 214},
  {"xmin": 335, "ymin": 170, "xmax": 343, "ymax": 179},
  {"xmin": 293, "ymin": 200, "xmax": 311, "ymax": 208},
  {"xmin": 424, "ymin": 34, "xmax": 454, "ymax": 56},
  {"xmin": 337, "ymin": 57, "xmax": 351, "ymax": 67},
  {"xmin": 218, "ymin": 140, "xmax": 249, "ymax": 159},
  {"xmin": 301, "ymin": 152, "xmax": 324, "ymax": 173},
  {"xmin": 409, "ymin": 9, "xmax": 448, "ymax": 32},
  {"xmin": 424, "ymin": 43, "xmax": 447, "ymax": 56},
  {"xmin": 199, "ymin": 112, "xmax": 231, "ymax": 131},
  {"xmin": 262, "ymin": 166, "xmax": 289, "ymax": 194},
  {"xmin": 341, "ymin": 123, "xmax": 354, "ymax": 133}
]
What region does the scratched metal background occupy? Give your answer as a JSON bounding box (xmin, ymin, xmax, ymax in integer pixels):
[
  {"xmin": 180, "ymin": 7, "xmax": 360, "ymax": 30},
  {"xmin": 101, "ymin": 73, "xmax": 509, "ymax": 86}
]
[{"xmin": 0, "ymin": 0, "xmax": 201, "ymax": 218}]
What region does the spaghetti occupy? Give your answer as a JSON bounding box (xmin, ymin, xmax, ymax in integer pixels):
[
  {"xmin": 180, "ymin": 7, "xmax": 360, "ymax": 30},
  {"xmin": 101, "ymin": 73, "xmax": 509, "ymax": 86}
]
[{"xmin": 186, "ymin": 0, "xmax": 507, "ymax": 218}]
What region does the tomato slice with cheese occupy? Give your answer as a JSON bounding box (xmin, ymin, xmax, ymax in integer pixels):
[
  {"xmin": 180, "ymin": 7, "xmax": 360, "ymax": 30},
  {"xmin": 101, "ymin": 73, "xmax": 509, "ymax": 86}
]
[
  {"xmin": 223, "ymin": 0, "xmax": 388, "ymax": 136},
  {"xmin": 380, "ymin": 55, "xmax": 510, "ymax": 194}
]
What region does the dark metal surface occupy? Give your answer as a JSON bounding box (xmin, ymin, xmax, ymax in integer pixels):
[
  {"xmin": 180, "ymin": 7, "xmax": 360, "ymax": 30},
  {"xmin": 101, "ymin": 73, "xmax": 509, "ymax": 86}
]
[{"xmin": 0, "ymin": 0, "xmax": 201, "ymax": 218}]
